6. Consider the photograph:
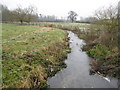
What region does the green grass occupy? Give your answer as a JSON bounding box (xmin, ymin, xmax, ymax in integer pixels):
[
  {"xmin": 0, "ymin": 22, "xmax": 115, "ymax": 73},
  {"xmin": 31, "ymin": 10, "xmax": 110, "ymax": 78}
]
[
  {"xmin": 19, "ymin": 22, "xmax": 90, "ymax": 32},
  {"xmin": 38, "ymin": 22, "xmax": 90, "ymax": 27},
  {"xmin": 2, "ymin": 24, "xmax": 70, "ymax": 88},
  {"xmin": 2, "ymin": 24, "xmax": 40, "ymax": 42},
  {"xmin": 87, "ymin": 44, "xmax": 111, "ymax": 59},
  {"xmin": 86, "ymin": 44, "xmax": 120, "ymax": 77}
]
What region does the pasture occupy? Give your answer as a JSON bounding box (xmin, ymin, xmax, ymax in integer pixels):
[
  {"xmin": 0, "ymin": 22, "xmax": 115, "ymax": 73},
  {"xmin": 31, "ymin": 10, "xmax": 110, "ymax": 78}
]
[{"xmin": 2, "ymin": 24, "xmax": 70, "ymax": 88}]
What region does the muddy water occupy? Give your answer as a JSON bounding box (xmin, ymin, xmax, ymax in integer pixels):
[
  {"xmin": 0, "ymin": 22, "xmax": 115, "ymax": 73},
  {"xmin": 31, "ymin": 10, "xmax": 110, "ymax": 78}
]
[{"xmin": 47, "ymin": 31, "xmax": 118, "ymax": 88}]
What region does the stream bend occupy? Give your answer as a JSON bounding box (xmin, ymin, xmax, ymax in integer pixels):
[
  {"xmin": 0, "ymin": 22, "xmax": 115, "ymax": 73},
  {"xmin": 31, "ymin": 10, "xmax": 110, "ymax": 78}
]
[{"xmin": 47, "ymin": 31, "xmax": 118, "ymax": 88}]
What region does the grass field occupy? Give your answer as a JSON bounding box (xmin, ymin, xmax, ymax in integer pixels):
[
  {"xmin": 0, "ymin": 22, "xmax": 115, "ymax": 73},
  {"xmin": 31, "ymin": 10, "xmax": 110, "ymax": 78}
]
[
  {"xmin": 12, "ymin": 22, "xmax": 90, "ymax": 27},
  {"xmin": 2, "ymin": 24, "xmax": 70, "ymax": 88},
  {"xmin": 10, "ymin": 22, "xmax": 90, "ymax": 31},
  {"xmin": 38, "ymin": 22, "xmax": 90, "ymax": 27}
]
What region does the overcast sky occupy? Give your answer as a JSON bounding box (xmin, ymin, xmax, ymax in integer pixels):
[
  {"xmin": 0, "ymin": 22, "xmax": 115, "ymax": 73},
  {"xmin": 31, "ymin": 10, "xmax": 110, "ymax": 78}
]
[{"xmin": 0, "ymin": 0, "xmax": 119, "ymax": 19}]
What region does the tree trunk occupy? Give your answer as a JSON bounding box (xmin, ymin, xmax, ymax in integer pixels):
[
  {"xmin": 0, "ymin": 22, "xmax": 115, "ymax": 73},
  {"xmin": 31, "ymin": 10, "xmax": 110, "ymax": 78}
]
[{"xmin": 20, "ymin": 20, "xmax": 23, "ymax": 24}]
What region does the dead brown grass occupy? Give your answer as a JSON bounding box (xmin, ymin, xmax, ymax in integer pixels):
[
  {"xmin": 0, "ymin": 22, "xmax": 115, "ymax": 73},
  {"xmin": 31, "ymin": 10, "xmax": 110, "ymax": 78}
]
[{"xmin": 19, "ymin": 65, "xmax": 47, "ymax": 88}]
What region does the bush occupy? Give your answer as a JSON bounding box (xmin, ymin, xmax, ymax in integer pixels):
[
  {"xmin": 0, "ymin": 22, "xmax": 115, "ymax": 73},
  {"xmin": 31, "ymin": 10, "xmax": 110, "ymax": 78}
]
[{"xmin": 87, "ymin": 44, "xmax": 110, "ymax": 60}]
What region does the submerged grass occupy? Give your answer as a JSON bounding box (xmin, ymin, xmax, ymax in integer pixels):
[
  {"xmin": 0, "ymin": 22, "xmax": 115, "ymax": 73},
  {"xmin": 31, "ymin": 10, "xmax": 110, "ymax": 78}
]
[{"xmin": 2, "ymin": 24, "xmax": 70, "ymax": 88}]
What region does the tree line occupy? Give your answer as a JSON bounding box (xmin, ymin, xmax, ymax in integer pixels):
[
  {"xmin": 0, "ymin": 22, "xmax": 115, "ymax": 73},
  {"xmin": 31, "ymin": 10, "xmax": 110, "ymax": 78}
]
[
  {"xmin": 1, "ymin": 3, "xmax": 119, "ymax": 24},
  {"xmin": 1, "ymin": 4, "xmax": 39, "ymax": 24},
  {"xmin": 0, "ymin": 4, "xmax": 98, "ymax": 24},
  {"xmin": 0, "ymin": 4, "xmax": 69, "ymax": 24}
]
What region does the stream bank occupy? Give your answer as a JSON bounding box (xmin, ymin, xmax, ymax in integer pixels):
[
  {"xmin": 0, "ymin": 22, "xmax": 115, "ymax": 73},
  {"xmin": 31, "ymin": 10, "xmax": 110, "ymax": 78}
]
[{"xmin": 47, "ymin": 31, "xmax": 119, "ymax": 88}]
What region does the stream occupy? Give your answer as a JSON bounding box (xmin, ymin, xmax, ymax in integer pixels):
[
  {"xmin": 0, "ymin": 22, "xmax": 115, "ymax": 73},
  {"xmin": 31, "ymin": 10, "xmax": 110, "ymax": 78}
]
[{"xmin": 47, "ymin": 31, "xmax": 119, "ymax": 88}]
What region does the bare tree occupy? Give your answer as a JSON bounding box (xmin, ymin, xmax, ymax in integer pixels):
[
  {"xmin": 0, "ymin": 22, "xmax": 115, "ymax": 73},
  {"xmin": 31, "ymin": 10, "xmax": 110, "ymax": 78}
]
[
  {"xmin": 13, "ymin": 5, "xmax": 38, "ymax": 24},
  {"xmin": 1, "ymin": 4, "xmax": 10, "ymax": 22},
  {"xmin": 24, "ymin": 5, "xmax": 38, "ymax": 23},
  {"xmin": 118, "ymin": 1, "xmax": 120, "ymax": 27},
  {"xmin": 13, "ymin": 6, "xmax": 26, "ymax": 24},
  {"xmin": 68, "ymin": 11, "xmax": 78, "ymax": 22},
  {"xmin": 94, "ymin": 5, "xmax": 118, "ymax": 32},
  {"xmin": 93, "ymin": 5, "xmax": 118, "ymax": 47}
]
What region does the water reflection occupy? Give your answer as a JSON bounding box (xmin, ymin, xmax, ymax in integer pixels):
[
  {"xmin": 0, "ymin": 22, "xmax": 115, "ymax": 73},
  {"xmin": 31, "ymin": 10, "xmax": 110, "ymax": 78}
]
[{"xmin": 47, "ymin": 31, "xmax": 118, "ymax": 88}]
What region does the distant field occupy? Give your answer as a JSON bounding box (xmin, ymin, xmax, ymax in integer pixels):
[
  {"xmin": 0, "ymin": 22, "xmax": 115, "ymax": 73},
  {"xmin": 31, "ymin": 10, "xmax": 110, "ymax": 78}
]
[
  {"xmin": 2, "ymin": 24, "xmax": 69, "ymax": 88},
  {"xmin": 8, "ymin": 22, "xmax": 90, "ymax": 29},
  {"xmin": 22, "ymin": 22, "xmax": 91, "ymax": 33},
  {"xmin": 38, "ymin": 22, "xmax": 90, "ymax": 27}
]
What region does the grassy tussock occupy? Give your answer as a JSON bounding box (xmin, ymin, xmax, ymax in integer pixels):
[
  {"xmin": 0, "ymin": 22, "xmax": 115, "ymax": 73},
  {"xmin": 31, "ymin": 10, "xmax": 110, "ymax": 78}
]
[{"xmin": 19, "ymin": 65, "xmax": 47, "ymax": 88}]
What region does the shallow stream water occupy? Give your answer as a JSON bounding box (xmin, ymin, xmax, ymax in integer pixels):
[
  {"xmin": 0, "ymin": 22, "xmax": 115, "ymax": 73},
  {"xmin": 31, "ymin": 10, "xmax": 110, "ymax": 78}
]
[{"xmin": 47, "ymin": 31, "xmax": 119, "ymax": 88}]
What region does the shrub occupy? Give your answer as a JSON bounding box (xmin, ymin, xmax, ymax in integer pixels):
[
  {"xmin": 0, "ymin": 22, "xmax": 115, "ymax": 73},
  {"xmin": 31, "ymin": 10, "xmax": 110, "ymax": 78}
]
[{"xmin": 87, "ymin": 44, "xmax": 110, "ymax": 60}]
